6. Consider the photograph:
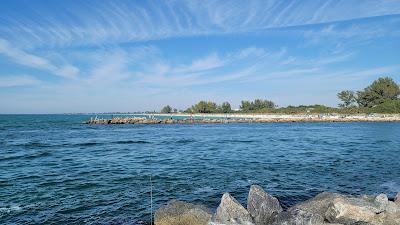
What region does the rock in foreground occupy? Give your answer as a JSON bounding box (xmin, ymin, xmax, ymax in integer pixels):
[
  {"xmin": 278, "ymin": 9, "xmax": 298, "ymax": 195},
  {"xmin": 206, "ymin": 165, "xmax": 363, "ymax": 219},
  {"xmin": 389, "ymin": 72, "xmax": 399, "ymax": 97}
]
[
  {"xmin": 325, "ymin": 193, "xmax": 400, "ymax": 225},
  {"xmin": 155, "ymin": 187, "xmax": 400, "ymax": 225},
  {"xmin": 286, "ymin": 192, "xmax": 400, "ymax": 225},
  {"xmin": 247, "ymin": 185, "xmax": 282, "ymax": 225},
  {"xmin": 154, "ymin": 200, "xmax": 212, "ymax": 225},
  {"xmin": 272, "ymin": 208, "xmax": 325, "ymax": 225},
  {"xmin": 210, "ymin": 193, "xmax": 254, "ymax": 225}
]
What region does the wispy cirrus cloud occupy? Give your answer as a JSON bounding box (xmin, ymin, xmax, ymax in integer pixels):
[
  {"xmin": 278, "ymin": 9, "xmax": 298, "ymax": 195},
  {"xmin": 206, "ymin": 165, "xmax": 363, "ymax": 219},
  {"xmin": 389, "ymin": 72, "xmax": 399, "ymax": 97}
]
[
  {"xmin": 67, "ymin": 45, "xmax": 361, "ymax": 88},
  {"xmin": 0, "ymin": 39, "xmax": 79, "ymax": 78},
  {"xmin": 303, "ymin": 17, "xmax": 400, "ymax": 46},
  {"xmin": 0, "ymin": 75, "xmax": 41, "ymax": 87},
  {"xmin": 173, "ymin": 53, "xmax": 226, "ymax": 74},
  {"xmin": 1, "ymin": 0, "xmax": 399, "ymax": 48},
  {"xmin": 134, "ymin": 47, "xmax": 271, "ymax": 87},
  {"xmin": 85, "ymin": 50, "xmax": 132, "ymax": 86}
]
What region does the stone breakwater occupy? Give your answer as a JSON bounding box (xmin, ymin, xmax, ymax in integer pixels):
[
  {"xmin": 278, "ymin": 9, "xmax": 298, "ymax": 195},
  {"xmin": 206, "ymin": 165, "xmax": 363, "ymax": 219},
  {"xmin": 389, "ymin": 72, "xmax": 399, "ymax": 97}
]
[
  {"xmin": 155, "ymin": 185, "xmax": 400, "ymax": 225},
  {"xmin": 85, "ymin": 115, "xmax": 400, "ymax": 124}
]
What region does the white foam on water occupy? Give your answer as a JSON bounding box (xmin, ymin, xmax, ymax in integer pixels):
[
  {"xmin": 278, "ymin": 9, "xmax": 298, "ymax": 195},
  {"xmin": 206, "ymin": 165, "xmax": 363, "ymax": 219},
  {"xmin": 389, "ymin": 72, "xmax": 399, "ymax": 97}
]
[
  {"xmin": 381, "ymin": 181, "xmax": 400, "ymax": 193},
  {"xmin": 0, "ymin": 205, "xmax": 22, "ymax": 214},
  {"xmin": 194, "ymin": 186, "xmax": 213, "ymax": 194},
  {"xmin": 234, "ymin": 179, "xmax": 249, "ymax": 187}
]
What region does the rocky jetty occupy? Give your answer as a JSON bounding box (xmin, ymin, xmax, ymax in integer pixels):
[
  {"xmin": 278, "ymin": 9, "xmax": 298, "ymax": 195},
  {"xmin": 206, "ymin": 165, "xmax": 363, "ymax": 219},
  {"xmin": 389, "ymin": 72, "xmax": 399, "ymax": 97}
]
[
  {"xmin": 154, "ymin": 185, "xmax": 400, "ymax": 225},
  {"xmin": 85, "ymin": 114, "xmax": 400, "ymax": 125},
  {"xmin": 85, "ymin": 117, "xmax": 177, "ymax": 124}
]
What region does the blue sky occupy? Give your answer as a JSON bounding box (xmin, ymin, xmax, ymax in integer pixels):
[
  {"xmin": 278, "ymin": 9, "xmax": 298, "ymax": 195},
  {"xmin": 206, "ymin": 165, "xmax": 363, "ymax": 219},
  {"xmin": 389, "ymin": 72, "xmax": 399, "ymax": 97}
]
[{"xmin": 0, "ymin": 0, "xmax": 400, "ymax": 113}]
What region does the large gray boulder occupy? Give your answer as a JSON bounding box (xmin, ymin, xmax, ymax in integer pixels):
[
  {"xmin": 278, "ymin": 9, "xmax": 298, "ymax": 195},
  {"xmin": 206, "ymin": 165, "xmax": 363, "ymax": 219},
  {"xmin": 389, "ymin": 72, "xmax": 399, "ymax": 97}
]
[
  {"xmin": 325, "ymin": 197, "xmax": 379, "ymax": 224},
  {"xmin": 247, "ymin": 185, "xmax": 282, "ymax": 225},
  {"xmin": 395, "ymin": 193, "xmax": 400, "ymax": 205},
  {"xmin": 210, "ymin": 193, "xmax": 254, "ymax": 225},
  {"xmin": 290, "ymin": 192, "xmax": 345, "ymax": 220},
  {"xmin": 386, "ymin": 201, "xmax": 400, "ymax": 214},
  {"xmin": 325, "ymin": 193, "xmax": 400, "ymax": 225},
  {"xmin": 155, "ymin": 200, "xmax": 212, "ymax": 225},
  {"xmin": 374, "ymin": 194, "xmax": 389, "ymax": 212},
  {"xmin": 274, "ymin": 192, "xmax": 400, "ymax": 225},
  {"xmin": 272, "ymin": 208, "xmax": 325, "ymax": 225}
]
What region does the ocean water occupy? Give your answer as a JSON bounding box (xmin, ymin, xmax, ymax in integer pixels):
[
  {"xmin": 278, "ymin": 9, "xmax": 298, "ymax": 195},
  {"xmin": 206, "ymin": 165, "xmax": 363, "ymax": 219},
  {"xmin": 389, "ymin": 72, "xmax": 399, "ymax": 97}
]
[{"xmin": 1, "ymin": 115, "xmax": 400, "ymax": 224}]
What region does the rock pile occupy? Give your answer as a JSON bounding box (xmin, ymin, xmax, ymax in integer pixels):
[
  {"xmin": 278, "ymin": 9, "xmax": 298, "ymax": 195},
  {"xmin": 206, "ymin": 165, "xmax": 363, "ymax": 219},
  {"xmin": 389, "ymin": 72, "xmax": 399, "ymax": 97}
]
[
  {"xmin": 85, "ymin": 115, "xmax": 400, "ymax": 125},
  {"xmin": 154, "ymin": 185, "xmax": 400, "ymax": 225},
  {"xmin": 154, "ymin": 200, "xmax": 212, "ymax": 225},
  {"xmin": 85, "ymin": 117, "xmax": 176, "ymax": 124}
]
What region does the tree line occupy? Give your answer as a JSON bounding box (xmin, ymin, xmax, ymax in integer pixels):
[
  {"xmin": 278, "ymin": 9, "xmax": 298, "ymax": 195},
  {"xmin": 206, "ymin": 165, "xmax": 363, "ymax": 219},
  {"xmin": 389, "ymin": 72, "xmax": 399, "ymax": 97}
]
[
  {"xmin": 337, "ymin": 77, "xmax": 400, "ymax": 113},
  {"xmin": 161, "ymin": 99, "xmax": 277, "ymax": 114},
  {"xmin": 160, "ymin": 76, "xmax": 400, "ymax": 114}
]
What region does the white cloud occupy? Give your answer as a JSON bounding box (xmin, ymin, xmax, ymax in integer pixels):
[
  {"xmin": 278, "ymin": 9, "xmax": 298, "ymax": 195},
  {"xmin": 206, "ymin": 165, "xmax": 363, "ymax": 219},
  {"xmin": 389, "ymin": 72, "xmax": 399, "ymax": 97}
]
[
  {"xmin": 302, "ymin": 17, "xmax": 400, "ymax": 47},
  {"xmin": 0, "ymin": 75, "xmax": 41, "ymax": 87},
  {"xmin": 0, "ymin": 39, "xmax": 79, "ymax": 78},
  {"xmin": 323, "ymin": 66, "xmax": 400, "ymax": 81},
  {"xmin": 130, "ymin": 45, "xmax": 361, "ymax": 88},
  {"xmin": 85, "ymin": 50, "xmax": 132, "ymax": 85},
  {"xmin": 135, "ymin": 47, "xmax": 272, "ymax": 87},
  {"xmin": 173, "ymin": 53, "xmax": 225, "ymax": 74},
  {"xmin": 1, "ymin": 0, "xmax": 399, "ymax": 48},
  {"xmin": 237, "ymin": 47, "xmax": 266, "ymax": 58}
]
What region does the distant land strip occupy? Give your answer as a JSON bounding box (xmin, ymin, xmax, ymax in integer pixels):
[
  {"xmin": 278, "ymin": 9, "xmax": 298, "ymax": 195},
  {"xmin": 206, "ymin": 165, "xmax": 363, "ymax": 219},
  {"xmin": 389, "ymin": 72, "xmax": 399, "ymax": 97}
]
[{"xmin": 85, "ymin": 114, "xmax": 400, "ymax": 124}]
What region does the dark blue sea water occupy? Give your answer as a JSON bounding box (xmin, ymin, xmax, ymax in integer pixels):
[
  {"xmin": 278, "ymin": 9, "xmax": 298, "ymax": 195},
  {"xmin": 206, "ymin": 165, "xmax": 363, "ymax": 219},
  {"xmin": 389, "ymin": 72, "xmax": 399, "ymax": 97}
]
[{"xmin": 1, "ymin": 115, "xmax": 400, "ymax": 224}]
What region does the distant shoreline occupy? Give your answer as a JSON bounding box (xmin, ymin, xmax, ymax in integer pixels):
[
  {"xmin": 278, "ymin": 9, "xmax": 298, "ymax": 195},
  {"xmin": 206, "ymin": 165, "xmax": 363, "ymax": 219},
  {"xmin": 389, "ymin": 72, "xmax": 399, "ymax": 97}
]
[{"xmin": 85, "ymin": 113, "xmax": 400, "ymax": 124}]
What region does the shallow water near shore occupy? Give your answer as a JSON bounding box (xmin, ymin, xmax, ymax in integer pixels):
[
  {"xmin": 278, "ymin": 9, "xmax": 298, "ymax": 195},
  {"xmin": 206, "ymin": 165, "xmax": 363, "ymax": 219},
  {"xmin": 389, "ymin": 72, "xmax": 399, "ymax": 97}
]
[{"xmin": 1, "ymin": 114, "xmax": 400, "ymax": 224}]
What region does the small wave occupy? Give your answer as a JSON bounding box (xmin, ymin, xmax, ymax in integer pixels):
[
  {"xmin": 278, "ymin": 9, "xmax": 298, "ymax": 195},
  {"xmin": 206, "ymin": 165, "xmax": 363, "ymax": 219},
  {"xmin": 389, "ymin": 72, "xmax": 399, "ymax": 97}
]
[
  {"xmin": 24, "ymin": 151, "xmax": 51, "ymax": 159},
  {"xmin": 217, "ymin": 139, "xmax": 256, "ymax": 143},
  {"xmin": 114, "ymin": 176, "xmax": 136, "ymax": 182},
  {"xmin": 113, "ymin": 140, "xmax": 150, "ymax": 144},
  {"xmin": 75, "ymin": 142, "xmax": 100, "ymax": 147},
  {"xmin": 0, "ymin": 155, "xmax": 24, "ymax": 162},
  {"xmin": 57, "ymin": 205, "xmax": 87, "ymax": 214},
  {"xmin": 175, "ymin": 139, "xmax": 196, "ymax": 144},
  {"xmin": 0, "ymin": 205, "xmax": 22, "ymax": 214},
  {"xmin": 12, "ymin": 142, "xmax": 52, "ymax": 148},
  {"xmin": 65, "ymin": 182, "xmax": 100, "ymax": 191},
  {"xmin": 71, "ymin": 140, "xmax": 150, "ymax": 147},
  {"xmin": 0, "ymin": 151, "xmax": 51, "ymax": 161},
  {"xmin": 161, "ymin": 139, "xmax": 196, "ymax": 144},
  {"xmin": 0, "ymin": 180, "xmax": 9, "ymax": 187},
  {"xmin": 375, "ymin": 140, "xmax": 391, "ymax": 144},
  {"xmin": 14, "ymin": 175, "xmax": 42, "ymax": 181},
  {"xmin": 381, "ymin": 181, "xmax": 400, "ymax": 193},
  {"xmin": 278, "ymin": 138, "xmax": 294, "ymax": 142},
  {"xmin": 194, "ymin": 186, "xmax": 213, "ymax": 194}
]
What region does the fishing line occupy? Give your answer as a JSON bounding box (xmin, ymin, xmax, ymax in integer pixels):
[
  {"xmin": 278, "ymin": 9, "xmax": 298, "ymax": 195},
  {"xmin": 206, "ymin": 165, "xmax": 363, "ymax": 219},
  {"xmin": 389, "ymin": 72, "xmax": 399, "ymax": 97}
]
[{"xmin": 149, "ymin": 146, "xmax": 153, "ymax": 225}]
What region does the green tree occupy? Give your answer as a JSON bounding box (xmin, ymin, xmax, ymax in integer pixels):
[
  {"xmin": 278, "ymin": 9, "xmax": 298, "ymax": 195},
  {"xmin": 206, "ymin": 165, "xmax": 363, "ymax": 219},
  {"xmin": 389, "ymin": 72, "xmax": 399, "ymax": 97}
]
[
  {"xmin": 207, "ymin": 101, "xmax": 218, "ymax": 113},
  {"xmin": 370, "ymin": 99, "xmax": 400, "ymax": 113},
  {"xmin": 190, "ymin": 101, "xmax": 218, "ymax": 113},
  {"xmin": 160, "ymin": 105, "xmax": 172, "ymax": 113},
  {"xmin": 356, "ymin": 77, "xmax": 400, "ymax": 107},
  {"xmin": 337, "ymin": 90, "xmax": 356, "ymax": 108},
  {"xmin": 253, "ymin": 99, "xmax": 275, "ymax": 110},
  {"xmin": 220, "ymin": 102, "xmax": 232, "ymax": 113},
  {"xmin": 240, "ymin": 100, "xmax": 253, "ymax": 112},
  {"xmin": 240, "ymin": 99, "xmax": 275, "ymax": 112}
]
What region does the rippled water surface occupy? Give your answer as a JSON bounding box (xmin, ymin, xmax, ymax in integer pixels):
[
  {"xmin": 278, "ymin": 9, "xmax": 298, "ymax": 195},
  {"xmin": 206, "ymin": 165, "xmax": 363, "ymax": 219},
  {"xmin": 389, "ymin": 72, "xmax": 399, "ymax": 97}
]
[{"xmin": 1, "ymin": 115, "xmax": 400, "ymax": 224}]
